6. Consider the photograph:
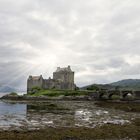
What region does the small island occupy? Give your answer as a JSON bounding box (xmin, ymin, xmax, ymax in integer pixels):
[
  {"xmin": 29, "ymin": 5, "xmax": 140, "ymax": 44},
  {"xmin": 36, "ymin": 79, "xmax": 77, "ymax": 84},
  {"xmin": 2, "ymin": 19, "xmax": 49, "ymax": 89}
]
[
  {"xmin": 0, "ymin": 67, "xmax": 140, "ymax": 140},
  {"xmin": 1, "ymin": 66, "xmax": 140, "ymax": 101}
]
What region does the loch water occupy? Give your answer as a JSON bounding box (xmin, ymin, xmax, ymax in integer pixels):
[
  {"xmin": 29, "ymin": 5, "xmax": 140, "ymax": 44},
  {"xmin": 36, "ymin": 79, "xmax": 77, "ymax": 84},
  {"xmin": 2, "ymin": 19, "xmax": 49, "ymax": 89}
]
[{"xmin": 0, "ymin": 100, "xmax": 139, "ymax": 131}]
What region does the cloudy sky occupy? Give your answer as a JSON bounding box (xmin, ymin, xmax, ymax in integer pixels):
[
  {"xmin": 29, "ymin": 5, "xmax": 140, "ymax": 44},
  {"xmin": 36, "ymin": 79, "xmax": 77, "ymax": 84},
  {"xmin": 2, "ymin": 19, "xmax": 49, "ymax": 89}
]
[{"xmin": 0, "ymin": 0, "xmax": 140, "ymax": 90}]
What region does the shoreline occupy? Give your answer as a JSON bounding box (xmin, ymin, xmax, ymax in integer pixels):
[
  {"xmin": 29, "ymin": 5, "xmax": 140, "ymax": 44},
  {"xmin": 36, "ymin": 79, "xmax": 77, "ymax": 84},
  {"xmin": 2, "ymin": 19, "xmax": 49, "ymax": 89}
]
[
  {"xmin": 0, "ymin": 118, "xmax": 139, "ymax": 140},
  {"xmin": 0, "ymin": 97, "xmax": 140, "ymax": 139},
  {"xmin": 1, "ymin": 97, "xmax": 140, "ymax": 113},
  {"xmin": 1, "ymin": 94, "xmax": 140, "ymax": 102}
]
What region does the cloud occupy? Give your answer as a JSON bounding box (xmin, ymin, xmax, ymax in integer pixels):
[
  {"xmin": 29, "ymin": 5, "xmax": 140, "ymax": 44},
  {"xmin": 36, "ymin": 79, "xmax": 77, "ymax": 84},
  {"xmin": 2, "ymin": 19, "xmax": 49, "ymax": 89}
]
[{"xmin": 0, "ymin": 0, "xmax": 140, "ymax": 89}]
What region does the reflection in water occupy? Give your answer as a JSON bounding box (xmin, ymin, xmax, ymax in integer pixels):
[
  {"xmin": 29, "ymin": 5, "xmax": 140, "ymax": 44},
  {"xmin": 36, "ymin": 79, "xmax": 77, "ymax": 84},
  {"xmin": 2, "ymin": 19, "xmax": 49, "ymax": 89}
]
[
  {"xmin": 0, "ymin": 101, "xmax": 139, "ymax": 130},
  {"xmin": 0, "ymin": 101, "xmax": 27, "ymax": 130},
  {"xmin": 0, "ymin": 102, "xmax": 26, "ymax": 115}
]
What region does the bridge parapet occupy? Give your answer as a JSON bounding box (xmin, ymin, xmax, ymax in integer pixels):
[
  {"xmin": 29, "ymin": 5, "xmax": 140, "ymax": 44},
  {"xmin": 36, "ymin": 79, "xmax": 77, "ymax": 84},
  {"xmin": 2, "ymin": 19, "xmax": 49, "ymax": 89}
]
[
  {"xmin": 133, "ymin": 91, "xmax": 140, "ymax": 100},
  {"xmin": 120, "ymin": 90, "xmax": 135, "ymax": 99},
  {"xmin": 107, "ymin": 90, "xmax": 121, "ymax": 99},
  {"xmin": 89, "ymin": 90, "xmax": 140, "ymax": 100},
  {"xmin": 98, "ymin": 90, "xmax": 108, "ymax": 99}
]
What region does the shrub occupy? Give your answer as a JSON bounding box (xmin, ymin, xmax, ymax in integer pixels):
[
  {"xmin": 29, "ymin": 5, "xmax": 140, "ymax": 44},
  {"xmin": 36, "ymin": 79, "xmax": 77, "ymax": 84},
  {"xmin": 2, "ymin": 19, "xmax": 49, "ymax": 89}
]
[
  {"xmin": 87, "ymin": 85, "xmax": 100, "ymax": 91},
  {"xmin": 30, "ymin": 86, "xmax": 42, "ymax": 94},
  {"xmin": 9, "ymin": 92, "xmax": 18, "ymax": 96},
  {"xmin": 75, "ymin": 86, "xmax": 80, "ymax": 91}
]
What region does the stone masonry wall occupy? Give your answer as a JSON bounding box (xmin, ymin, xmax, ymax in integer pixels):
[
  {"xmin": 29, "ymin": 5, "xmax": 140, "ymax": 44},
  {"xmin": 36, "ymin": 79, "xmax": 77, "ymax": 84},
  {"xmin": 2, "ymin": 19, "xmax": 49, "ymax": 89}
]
[
  {"xmin": 27, "ymin": 66, "xmax": 76, "ymax": 92},
  {"xmin": 27, "ymin": 76, "xmax": 44, "ymax": 92}
]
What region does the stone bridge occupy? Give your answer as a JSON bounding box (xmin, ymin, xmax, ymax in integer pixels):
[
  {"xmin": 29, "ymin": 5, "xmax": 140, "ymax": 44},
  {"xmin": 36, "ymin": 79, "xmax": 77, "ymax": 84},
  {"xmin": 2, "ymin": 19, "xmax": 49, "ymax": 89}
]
[{"xmin": 90, "ymin": 90, "xmax": 140, "ymax": 100}]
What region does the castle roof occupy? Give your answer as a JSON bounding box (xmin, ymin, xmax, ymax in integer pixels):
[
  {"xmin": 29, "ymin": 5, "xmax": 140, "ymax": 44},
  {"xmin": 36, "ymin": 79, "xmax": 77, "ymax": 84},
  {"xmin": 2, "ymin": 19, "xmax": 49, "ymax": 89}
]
[
  {"xmin": 28, "ymin": 75, "xmax": 43, "ymax": 80},
  {"xmin": 55, "ymin": 66, "xmax": 72, "ymax": 72},
  {"xmin": 32, "ymin": 76, "xmax": 41, "ymax": 80}
]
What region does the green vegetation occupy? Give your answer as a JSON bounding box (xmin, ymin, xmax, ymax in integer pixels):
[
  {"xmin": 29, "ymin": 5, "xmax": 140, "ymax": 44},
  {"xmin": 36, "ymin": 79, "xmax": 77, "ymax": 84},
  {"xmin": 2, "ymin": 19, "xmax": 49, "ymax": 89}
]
[
  {"xmin": 75, "ymin": 86, "xmax": 80, "ymax": 90},
  {"xmin": 28, "ymin": 103, "xmax": 70, "ymax": 112},
  {"xmin": 82, "ymin": 79, "xmax": 140, "ymax": 91},
  {"xmin": 82, "ymin": 84, "xmax": 115, "ymax": 91},
  {"xmin": 87, "ymin": 85, "xmax": 100, "ymax": 91},
  {"xmin": 111, "ymin": 79, "xmax": 140, "ymax": 90},
  {"xmin": 28, "ymin": 89, "xmax": 92, "ymax": 97},
  {"xmin": 0, "ymin": 118, "xmax": 139, "ymax": 140},
  {"xmin": 29, "ymin": 86, "xmax": 42, "ymax": 95},
  {"xmin": 109, "ymin": 95, "xmax": 120, "ymax": 100},
  {"xmin": 9, "ymin": 92, "xmax": 18, "ymax": 96}
]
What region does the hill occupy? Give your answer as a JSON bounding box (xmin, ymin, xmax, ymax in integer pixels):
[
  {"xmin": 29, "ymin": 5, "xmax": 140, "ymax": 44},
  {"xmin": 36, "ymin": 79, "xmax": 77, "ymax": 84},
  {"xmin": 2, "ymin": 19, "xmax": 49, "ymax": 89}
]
[
  {"xmin": 0, "ymin": 86, "xmax": 16, "ymax": 92},
  {"xmin": 110, "ymin": 79, "xmax": 140, "ymax": 90},
  {"xmin": 110, "ymin": 79, "xmax": 140, "ymax": 86},
  {"xmin": 81, "ymin": 84, "xmax": 116, "ymax": 90},
  {"xmin": 81, "ymin": 79, "xmax": 140, "ymax": 91}
]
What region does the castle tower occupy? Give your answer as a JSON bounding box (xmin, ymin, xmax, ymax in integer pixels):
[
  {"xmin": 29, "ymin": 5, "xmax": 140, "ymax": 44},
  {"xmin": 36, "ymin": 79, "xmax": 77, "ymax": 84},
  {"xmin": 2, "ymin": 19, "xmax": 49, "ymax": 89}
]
[
  {"xmin": 27, "ymin": 75, "xmax": 43, "ymax": 92},
  {"xmin": 53, "ymin": 65, "xmax": 75, "ymax": 90},
  {"xmin": 27, "ymin": 66, "xmax": 76, "ymax": 93}
]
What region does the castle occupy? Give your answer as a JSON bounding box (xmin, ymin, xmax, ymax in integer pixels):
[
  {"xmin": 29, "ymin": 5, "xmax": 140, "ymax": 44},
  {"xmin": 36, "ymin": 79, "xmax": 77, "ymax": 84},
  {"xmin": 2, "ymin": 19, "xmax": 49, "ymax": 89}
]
[{"xmin": 27, "ymin": 66, "xmax": 76, "ymax": 92}]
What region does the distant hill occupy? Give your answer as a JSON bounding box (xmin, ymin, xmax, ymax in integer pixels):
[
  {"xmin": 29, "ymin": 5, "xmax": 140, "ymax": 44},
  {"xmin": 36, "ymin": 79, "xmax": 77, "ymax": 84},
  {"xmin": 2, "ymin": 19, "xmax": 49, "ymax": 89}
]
[
  {"xmin": 0, "ymin": 86, "xmax": 16, "ymax": 92},
  {"xmin": 81, "ymin": 84, "xmax": 116, "ymax": 90},
  {"xmin": 81, "ymin": 79, "xmax": 140, "ymax": 91},
  {"xmin": 110, "ymin": 79, "xmax": 140, "ymax": 86},
  {"xmin": 110, "ymin": 79, "xmax": 140, "ymax": 90}
]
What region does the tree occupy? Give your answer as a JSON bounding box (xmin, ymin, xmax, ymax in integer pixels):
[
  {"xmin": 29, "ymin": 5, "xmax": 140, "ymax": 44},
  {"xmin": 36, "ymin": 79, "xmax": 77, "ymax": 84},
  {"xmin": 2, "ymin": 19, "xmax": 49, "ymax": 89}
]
[{"xmin": 87, "ymin": 85, "xmax": 100, "ymax": 91}]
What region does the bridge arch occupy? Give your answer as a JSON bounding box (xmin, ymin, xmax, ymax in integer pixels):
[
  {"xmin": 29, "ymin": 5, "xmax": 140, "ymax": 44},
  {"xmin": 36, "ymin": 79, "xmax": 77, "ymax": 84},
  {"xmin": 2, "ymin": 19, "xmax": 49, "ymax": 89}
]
[
  {"xmin": 99, "ymin": 90, "xmax": 108, "ymax": 99},
  {"xmin": 107, "ymin": 90, "xmax": 121, "ymax": 99},
  {"xmin": 134, "ymin": 91, "xmax": 140, "ymax": 99},
  {"xmin": 121, "ymin": 90, "xmax": 134, "ymax": 99}
]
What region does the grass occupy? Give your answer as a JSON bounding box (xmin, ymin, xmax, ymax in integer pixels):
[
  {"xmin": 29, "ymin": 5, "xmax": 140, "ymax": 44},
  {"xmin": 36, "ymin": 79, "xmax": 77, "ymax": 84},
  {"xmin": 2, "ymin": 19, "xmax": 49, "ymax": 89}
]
[
  {"xmin": 9, "ymin": 92, "xmax": 18, "ymax": 96},
  {"xmin": 27, "ymin": 103, "xmax": 70, "ymax": 112},
  {"xmin": 28, "ymin": 89, "xmax": 92, "ymax": 97},
  {"xmin": 0, "ymin": 118, "xmax": 139, "ymax": 140}
]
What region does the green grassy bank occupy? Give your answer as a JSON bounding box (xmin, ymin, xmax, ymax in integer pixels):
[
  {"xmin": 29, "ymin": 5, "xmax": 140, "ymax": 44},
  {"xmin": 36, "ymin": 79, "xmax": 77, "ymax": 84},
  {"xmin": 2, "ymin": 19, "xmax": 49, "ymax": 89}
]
[{"xmin": 28, "ymin": 89, "xmax": 92, "ymax": 97}]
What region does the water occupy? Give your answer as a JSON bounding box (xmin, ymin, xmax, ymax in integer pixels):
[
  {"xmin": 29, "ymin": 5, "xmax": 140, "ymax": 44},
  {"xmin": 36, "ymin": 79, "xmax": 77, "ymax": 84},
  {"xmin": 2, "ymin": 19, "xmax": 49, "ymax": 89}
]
[{"xmin": 0, "ymin": 100, "xmax": 139, "ymax": 131}]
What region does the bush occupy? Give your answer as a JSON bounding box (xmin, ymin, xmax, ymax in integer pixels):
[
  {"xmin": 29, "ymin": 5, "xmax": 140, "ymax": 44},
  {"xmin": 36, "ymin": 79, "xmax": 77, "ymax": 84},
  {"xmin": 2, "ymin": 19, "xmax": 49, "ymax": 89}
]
[
  {"xmin": 30, "ymin": 86, "xmax": 42, "ymax": 94},
  {"xmin": 110, "ymin": 95, "xmax": 120, "ymax": 100},
  {"xmin": 87, "ymin": 85, "xmax": 100, "ymax": 91},
  {"xmin": 32, "ymin": 86, "xmax": 42, "ymax": 91},
  {"xmin": 75, "ymin": 86, "xmax": 80, "ymax": 91},
  {"xmin": 9, "ymin": 92, "xmax": 18, "ymax": 96}
]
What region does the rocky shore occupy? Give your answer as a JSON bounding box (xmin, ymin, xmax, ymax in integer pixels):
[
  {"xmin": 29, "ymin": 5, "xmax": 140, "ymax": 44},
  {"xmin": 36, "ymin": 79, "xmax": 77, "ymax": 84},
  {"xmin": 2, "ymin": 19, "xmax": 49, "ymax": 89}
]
[
  {"xmin": 0, "ymin": 118, "xmax": 140, "ymax": 140},
  {"xmin": 0, "ymin": 94, "xmax": 93, "ymax": 101},
  {"xmin": 1, "ymin": 93, "xmax": 140, "ymax": 103},
  {"xmin": 0, "ymin": 94, "xmax": 140, "ymax": 140}
]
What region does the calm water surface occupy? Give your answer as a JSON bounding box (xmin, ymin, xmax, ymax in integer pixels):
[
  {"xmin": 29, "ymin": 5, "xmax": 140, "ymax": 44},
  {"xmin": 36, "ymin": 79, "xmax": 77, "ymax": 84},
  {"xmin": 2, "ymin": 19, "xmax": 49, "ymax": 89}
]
[{"xmin": 0, "ymin": 100, "xmax": 139, "ymax": 131}]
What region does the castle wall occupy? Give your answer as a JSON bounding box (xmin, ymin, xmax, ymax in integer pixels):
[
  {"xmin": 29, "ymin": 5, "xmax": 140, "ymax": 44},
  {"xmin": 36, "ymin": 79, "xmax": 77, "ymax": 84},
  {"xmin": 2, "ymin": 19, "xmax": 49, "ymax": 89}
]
[
  {"xmin": 27, "ymin": 76, "xmax": 43, "ymax": 92},
  {"xmin": 43, "ymin": 79, "xmax": 56, "ymax": 89},
  {"xmin": 53, "ymin": 71, "xmax": 75, "ymax": 90},
  {"xmin": 53, "ymin": 71, "xmax": 74, "ymax": 83},
  {"xmin": 27, "ymin": 66, "xmax": 76, "ymax": 92}
]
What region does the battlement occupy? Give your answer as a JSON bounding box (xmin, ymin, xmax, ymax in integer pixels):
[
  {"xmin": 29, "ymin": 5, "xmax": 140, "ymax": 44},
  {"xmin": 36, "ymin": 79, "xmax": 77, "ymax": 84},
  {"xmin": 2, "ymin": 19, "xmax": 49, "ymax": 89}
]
[
  {"xmin": 55, "ymin": 65, "xmax": 72, "ymax": 72},
  {"xmin": 28, "ymin": 75, "xmax": 43, "ymax": 80}
]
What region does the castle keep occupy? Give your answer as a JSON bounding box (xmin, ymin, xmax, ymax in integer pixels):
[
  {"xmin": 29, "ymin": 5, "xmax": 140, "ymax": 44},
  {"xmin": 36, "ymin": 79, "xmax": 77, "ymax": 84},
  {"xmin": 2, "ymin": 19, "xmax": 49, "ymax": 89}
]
[{"xmin": 27, "ymin": 66, "xmax": 75, "ymax": 92}]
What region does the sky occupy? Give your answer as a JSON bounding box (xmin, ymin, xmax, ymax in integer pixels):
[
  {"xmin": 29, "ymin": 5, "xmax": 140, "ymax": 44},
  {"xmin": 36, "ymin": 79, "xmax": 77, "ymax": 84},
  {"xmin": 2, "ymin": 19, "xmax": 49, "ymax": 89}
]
[{"xmin": 0, "ymin": 0, "xmax": 140, "ymax": 90}]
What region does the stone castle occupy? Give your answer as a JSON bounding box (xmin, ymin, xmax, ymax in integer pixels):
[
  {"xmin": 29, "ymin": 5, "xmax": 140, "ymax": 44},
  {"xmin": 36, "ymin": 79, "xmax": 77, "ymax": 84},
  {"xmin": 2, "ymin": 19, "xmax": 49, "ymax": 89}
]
[{"xmin": 27, "ymin": 66, "xmax": 76, "ymax": 92}]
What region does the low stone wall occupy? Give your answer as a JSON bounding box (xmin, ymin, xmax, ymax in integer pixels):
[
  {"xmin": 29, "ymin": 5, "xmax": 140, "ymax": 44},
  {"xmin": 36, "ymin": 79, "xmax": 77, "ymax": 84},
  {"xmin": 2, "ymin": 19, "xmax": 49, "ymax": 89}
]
[{"xmin": 134, "ymin": 91, "xmax": 140, "ymax": 99}]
